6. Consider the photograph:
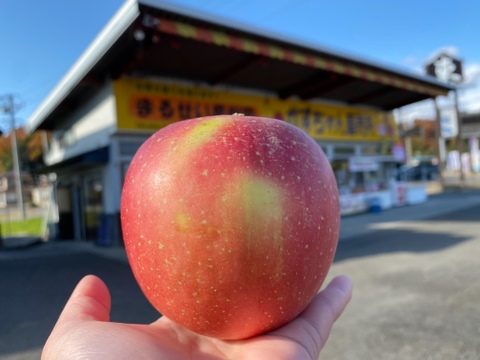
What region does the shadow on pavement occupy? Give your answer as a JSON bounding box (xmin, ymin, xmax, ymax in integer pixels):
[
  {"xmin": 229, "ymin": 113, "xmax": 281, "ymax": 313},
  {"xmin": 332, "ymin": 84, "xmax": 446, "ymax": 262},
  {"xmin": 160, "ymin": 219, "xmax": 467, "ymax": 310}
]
[
  {"xmin": 425, "ymin": 204, "xmax": 480, "ymax": 222},
  {"xmin": 0, "ymin": 251, "xmax": 159, "ymax": 358},
  {"xmin": 334, "ymin": 204, "xmax": 479, "ymax": 262},
  {"xmin": 334, "ymin": 228, "xmax": 470, "ymax": 262},
  {"xmin": 0, "ymin": 236, "xmax": 43, "ymax": 250}
]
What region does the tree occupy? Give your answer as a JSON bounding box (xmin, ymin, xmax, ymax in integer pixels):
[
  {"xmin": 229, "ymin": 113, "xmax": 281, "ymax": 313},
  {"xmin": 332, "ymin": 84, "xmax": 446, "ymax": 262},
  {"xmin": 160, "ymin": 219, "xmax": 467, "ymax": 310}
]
[
  {"xmin": 0, "ymin": 128, "xmax": 46, "ymax": 175},
  {"xmin": 0, "ymin": 132, "xmax": 12, "ymax": 173}
]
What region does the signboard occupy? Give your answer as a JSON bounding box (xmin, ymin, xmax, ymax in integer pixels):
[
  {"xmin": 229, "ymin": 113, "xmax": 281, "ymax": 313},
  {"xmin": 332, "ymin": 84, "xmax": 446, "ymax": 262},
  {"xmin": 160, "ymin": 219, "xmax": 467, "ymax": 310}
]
[
  {"xmin": 426, "ymin": 53, "xmax": 463, "ymax": 84},
  {"xmin": 469, "ymin": 136, "xmax": 479, "ymax": 172},
  {"xmin": 392, "ymin": 143, "xmax": 406, "ymax": 162},
  {"xmin": 113, "ymin": 78, "xmax": 397, "ymax": 142},
  {"xmin": 440, "ymin": 107, "xmax": 458, "ymax": 138},
  {"xmin": 348, "ymin": 157, "xmax": 379, "ymax": 172}
]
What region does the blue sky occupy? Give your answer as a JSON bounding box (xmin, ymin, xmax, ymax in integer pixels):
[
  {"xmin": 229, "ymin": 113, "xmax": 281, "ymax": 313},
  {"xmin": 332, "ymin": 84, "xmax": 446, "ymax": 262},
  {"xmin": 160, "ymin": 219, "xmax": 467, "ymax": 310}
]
[{"xmin": 1, "ymin": 0, "xmax": 479, "ymax": 131}]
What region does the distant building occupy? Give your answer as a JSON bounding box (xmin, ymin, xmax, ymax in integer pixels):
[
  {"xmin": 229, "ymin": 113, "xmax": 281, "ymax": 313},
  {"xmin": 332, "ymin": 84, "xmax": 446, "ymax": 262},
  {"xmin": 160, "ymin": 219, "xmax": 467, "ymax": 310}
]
[
  {"xmin": 462, "ymin": 112, "xmax": 480, "ymax": 138},
  {"xmin": 0, "ymin": 172, "xmax": 34, "ymax": 208},
  {"xmin": 0, "ymin": 172, "xmax": 52, "ymax": 209}
]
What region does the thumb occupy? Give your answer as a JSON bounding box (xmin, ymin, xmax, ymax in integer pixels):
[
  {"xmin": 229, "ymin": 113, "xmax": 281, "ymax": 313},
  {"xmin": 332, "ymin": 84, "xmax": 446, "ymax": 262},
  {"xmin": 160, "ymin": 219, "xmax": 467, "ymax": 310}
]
[
  {"xmin": 301, "ymin": 275, "xmax": 353, "ymax": 347},
  {"xmin": 57, "ymin": 274, "xmax": 111, "ymax": 324},
  {"xmin": 270, "ymin": 275, "xmax": 352, "ymax": 359}
]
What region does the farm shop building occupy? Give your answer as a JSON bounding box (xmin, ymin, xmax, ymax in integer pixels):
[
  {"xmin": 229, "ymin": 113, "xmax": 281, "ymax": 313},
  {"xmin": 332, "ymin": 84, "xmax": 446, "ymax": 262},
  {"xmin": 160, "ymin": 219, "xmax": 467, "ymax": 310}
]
[{"xmin": 26, "ymin": 0, "xmax": 452, "ymax": 244}]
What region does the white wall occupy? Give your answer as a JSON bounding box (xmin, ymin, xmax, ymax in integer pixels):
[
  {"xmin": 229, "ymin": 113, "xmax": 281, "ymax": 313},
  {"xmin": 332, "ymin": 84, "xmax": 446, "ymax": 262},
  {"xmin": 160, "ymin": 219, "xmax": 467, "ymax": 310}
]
[
  {"xmin": 45, "ymin": 81, "xmax": 117, "ymax": 165},
  {"xmin": 104, "ymin": 134, "xmax": 151, "ymax": 213},
  {"xmin": 104, "ymin": 138, "xmax": 122, "ymax": 214}
]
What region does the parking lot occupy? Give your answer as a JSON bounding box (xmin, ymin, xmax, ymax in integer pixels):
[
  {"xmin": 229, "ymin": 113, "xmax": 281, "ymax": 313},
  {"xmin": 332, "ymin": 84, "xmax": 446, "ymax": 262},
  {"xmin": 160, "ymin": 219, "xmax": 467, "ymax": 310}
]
[
  {"xmin": 1, "ymin": 190, "xmax": 479, "ymax": 360},
  {"xmin": 324, "ymin": 193, "xmax": 480, "ymax": 359}
]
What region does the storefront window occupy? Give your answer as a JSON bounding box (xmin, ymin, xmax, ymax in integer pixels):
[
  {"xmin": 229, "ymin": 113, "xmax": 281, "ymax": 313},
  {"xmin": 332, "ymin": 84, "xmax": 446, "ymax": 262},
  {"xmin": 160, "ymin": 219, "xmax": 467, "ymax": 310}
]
[
  {"xmin": 334, "ymin": 146, "xmax": 355, "ymax": 156},
  {"xmin": 361, "ymin": 144, "xmax": 380, "ymax": 155},
  {"xmin": 84, "ymin": 176, "xmax": 103, "ymax": 241},
  {"xmin": 333, "ymin": 156, "xmax": 386, "ymax": 194}
]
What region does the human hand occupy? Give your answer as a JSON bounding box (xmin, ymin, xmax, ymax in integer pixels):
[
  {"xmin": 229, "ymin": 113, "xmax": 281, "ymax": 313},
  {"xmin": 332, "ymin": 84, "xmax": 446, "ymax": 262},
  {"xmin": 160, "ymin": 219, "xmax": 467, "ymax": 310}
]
[{"xmin": 42, "ymin": 274, "xmax": 352, "ymax": 360}]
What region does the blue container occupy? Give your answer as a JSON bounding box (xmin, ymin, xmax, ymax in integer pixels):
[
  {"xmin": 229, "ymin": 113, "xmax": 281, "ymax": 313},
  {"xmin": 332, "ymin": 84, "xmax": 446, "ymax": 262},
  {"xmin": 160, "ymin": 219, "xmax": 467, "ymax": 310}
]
[
  {"xmin": 97, "ymin": 214, "xmax": 113, "ymax": 246},
  {"xmin": 369, "ymin": 197, "xmax": 382, "ymax": 213}
]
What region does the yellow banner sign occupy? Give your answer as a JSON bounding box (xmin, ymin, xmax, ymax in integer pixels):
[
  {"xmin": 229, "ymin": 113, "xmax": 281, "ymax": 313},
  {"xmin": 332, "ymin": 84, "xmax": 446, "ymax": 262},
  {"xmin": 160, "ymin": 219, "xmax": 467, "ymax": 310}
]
[{"xmin": 114, "ymin": 78, "xmax": 397, "ymax": 141}]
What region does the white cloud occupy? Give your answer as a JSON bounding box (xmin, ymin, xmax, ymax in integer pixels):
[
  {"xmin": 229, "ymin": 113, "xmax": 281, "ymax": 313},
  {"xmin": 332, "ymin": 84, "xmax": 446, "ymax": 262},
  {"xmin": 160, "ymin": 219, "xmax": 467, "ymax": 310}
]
[
  {"xmin": 394, "ymin": 100, "xmax": 437, "ymax": 125},
  {"xmin": 425, "ymin": 46, "xmax": 460, "ymax": 65},
  {"xmin": 463, "ymin": 63, "xmax": 480, "ymax": 85},
  {"xmin": 458, "ymin": 83, "xmax": 480, "ymax": 113}
]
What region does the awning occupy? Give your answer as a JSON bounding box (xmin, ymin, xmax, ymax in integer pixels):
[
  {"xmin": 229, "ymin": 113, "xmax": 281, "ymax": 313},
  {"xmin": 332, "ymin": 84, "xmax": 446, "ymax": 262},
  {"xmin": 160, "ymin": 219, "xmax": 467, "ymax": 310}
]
[
  {"xmin": 37, "ymin": 147, "xmax": 109, "ymax": 174},
  {"xmin": 147, "ymin": 15, "xmax": 444, "ymax": 97}
]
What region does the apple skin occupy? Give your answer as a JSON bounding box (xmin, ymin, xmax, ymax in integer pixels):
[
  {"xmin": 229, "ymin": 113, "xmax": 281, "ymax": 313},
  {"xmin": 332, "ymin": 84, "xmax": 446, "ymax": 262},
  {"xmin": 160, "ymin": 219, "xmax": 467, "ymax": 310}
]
[{"xmin": 121, "ymin": 114, "xmax": 340, "ymax": 340}]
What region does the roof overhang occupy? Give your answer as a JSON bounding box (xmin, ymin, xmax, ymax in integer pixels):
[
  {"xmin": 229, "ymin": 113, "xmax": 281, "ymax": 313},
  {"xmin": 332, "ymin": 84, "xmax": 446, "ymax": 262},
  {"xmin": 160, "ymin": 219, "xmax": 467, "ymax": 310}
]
[
  {"xmin": 36, "ymin": 146, "xmax": 110, "ymax": 174},
  {"xmin": 26, "ymin": 0, "xmax": 454, "ymax": 132}
]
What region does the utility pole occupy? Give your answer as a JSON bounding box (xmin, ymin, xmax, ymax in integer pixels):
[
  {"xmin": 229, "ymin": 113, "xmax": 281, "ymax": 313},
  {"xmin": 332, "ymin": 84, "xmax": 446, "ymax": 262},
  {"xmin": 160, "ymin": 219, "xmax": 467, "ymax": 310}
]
[
  {"xmin": 1, "ymin": 94, "xmax": 26, "ymax": 219},
  {"xmin": 453, "ymin": 88, "xmax": 465, "ymax": 183}
]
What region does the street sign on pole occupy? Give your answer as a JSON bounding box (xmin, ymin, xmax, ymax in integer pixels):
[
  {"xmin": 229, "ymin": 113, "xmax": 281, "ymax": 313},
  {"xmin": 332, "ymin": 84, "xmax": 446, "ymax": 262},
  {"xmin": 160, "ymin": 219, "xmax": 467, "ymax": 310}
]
[{"xmin": 426, "ymin": 52, "xmax": 465, "ymax": 182}]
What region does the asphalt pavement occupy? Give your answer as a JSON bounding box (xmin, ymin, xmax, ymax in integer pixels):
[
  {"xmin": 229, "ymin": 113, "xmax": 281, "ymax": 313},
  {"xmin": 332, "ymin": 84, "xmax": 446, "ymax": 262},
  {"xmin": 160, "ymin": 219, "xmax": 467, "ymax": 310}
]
[
  {"xmin": 324, "ymin": 190, "xmax": 480, "ymax": 360},
  {"xmin": 1, "ymin": 190, "xmax": 479, "ymax": 360}
]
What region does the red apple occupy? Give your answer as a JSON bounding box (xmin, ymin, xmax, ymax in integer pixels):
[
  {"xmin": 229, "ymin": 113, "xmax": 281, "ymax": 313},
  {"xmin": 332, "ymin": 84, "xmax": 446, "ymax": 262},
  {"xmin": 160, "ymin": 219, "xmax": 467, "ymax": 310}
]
[{"xmin": 121, "ymin": 114, "xmax": 340, "ymax": 340}]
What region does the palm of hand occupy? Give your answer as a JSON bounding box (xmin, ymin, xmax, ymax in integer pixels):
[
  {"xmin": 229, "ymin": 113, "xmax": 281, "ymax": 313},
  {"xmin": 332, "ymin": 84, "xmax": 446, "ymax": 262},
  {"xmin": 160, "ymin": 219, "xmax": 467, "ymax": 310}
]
[{"xmin": 42, "ymin": 275, "xmax": 351, "ymax": 360}]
